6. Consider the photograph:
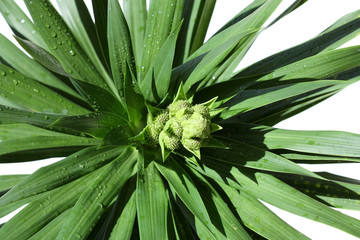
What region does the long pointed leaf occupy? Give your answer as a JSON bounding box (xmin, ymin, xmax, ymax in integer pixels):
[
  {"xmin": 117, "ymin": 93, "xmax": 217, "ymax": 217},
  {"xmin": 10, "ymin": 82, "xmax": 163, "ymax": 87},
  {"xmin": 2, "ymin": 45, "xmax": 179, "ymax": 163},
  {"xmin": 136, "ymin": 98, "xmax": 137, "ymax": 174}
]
[
  {"xmin": 221, "ymin": 122, "xmax": 360, "ymax": 158},
  {"xmin": 0, "ymin": 64, "xmax": 88, "ymax": 115},
  {"xmin": 0, "ymin": 167, "xmax": 102, "ymax": 240},
  {"xmin": 123, "ymin": 0, "xmax": 147, "ymax": 72},
  {"xmin": 220, "ymin": 80, "xmax": 348, "ymax": 119},
  {"xmin": 51, "ymin": 112, "xmax": 130, "ymax": 139},
  {"xmin": 24, "ymin": 0, "xmax": 111, "ymax": 92},
  {"xmin": 141, "ymin": 23, "xmax": 182, "ymax": 102},
  {"xmin": 137, "ymin": 161, "xmax": 168, "ymax": 240},
  {"xmin": 0, "ymin": 146, "xmax": 125, "ymax": 207},
  {"xmin": 55, "ymin": 0, "xmax": 120, "ymax": 98},
  {"xmin": 56, "ymin": 147, "xmax": 137, "ymax": 239},
  {"xmin": 108, "ymin": 0, "xmax": 135, "ymax": 92},
  {"xmin": 0, "ymin": 33, "xmax": 78, "ymax": 96},
  {"xmin": 28, "ymin": 209, "xmax": 70, "ymax": 240},
  {"xmin": 0, "ymin": 0, "xmax": 47, "ymax": 48},
  {"xmin": 203, "ymin": 137, "xmax": 319, "ymax": 177},
  {"xmin": 237, "ymin": 11, "xmax": 360, "ymax": 77},
  {"xmin": 140, "ymin": 0, "xmax": 177, "ymax": 80},
  {"xmin": 0, "ymin": 175, "xmax": 29, "ymax": 193},
  {"xmin": 0, "ymin": 124, "xmax": 101, "ymax": 156},
  {"xmin": 220, "ymin": 183, "xmax": 310, "ymax": 240}
]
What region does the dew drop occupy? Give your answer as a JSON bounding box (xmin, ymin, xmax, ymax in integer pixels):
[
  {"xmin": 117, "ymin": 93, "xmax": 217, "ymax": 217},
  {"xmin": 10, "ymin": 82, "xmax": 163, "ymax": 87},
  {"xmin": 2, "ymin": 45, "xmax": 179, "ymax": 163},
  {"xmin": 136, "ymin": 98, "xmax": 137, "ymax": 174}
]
[
  {"xmin": 45, "ymin": 23, "xmax": 50, "ymax": 28},
  {"xmin": 50, "ymin": 32, "xmax": 57, "ymax": 38},
  {"xmin": 20, "ymin": 19, "xmax": 25, "ymax": 24},
  {"xmin": 75, "ymin": 233, "xmax": 81, "ymax": 238},
  {"xmin": 44, "ymin": 115, "xmax": 49, "ymax": 120},
  {"xmin": 69, "ymin": 50, "xmax": 75, "ymax": 56},
  {"xmin": 33, "ymin": 88, "xmax": 39, "ymax": 93},
  {"xmin": 0, "ymin": 71, "xmax": 6, "ymax": 76},
  {"xmin": 8, "ymin": 69, "xmax": 14, "ymax": 74},
  {"xmin": 31, "ymin": 30, "xmax": 36, "ymax": 34},
  {"xmin": 12, "ymin": 79, "xmax": 19, "ymax": 85}
]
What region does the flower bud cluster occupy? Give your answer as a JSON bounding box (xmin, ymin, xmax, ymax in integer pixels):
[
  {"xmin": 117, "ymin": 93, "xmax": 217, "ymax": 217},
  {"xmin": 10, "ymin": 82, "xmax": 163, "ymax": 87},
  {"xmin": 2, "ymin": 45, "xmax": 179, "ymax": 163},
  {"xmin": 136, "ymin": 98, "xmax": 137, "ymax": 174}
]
[{"xmin": 146, "ymin": 100, "xmax": 211, "ymax": 152}]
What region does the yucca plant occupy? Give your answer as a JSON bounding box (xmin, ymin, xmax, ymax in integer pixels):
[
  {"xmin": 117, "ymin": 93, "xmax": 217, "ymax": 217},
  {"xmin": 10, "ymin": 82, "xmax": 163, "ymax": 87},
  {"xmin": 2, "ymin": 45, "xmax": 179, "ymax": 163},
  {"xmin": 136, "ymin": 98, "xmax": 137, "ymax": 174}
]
[{"xmin": 1, "ymin": 0, "xmax": 360, "ymax": 239}]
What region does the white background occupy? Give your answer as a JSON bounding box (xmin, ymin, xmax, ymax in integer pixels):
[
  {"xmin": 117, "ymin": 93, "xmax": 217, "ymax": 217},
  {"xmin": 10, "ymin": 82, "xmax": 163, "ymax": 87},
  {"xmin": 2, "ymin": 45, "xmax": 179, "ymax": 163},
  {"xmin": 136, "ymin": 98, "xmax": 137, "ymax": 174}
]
[{"xmin": 1, "ymin": 0, "xmax": 360, "ymax": 239}]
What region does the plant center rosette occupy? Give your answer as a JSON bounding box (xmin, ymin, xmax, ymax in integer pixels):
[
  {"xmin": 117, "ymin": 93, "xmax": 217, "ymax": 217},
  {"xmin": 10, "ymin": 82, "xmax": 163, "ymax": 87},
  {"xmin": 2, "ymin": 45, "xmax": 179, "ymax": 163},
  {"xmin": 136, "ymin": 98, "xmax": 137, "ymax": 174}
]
[{"xmin": 132, "ymin": 84, "xmax": 224, "ymax": 161}]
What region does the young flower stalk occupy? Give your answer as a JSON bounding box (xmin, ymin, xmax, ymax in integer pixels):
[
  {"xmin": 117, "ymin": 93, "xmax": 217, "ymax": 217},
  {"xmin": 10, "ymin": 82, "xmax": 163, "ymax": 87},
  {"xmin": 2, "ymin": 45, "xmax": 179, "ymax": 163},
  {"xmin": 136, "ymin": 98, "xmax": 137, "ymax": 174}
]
[{"xmin": 143, "ymin": 85, "xmax": 223, "ymax": 160}]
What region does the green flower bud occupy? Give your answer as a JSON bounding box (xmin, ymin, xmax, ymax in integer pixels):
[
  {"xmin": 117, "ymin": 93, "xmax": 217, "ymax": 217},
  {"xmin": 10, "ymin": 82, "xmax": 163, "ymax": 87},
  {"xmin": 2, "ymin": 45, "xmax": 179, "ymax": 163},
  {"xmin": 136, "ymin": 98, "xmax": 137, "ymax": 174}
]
[
  {"xmin": 169, "ymin": 100, "xmax": 191, "ymax": 117},
  {"xmin": 154, "ymin": 111, "xmax": 169, "ymax": 129},
  {"xmin": 192, "ymin": 104, "xmax": 210, "ymax": 118},
  {"xmin": 159, "ymin": 131, "xmax": 181, "ymax": 151},
  {"xmin": 181, "ymin": 138, "xmax": 202, "ymax": 151},
  {"xmin": 182, "ymin": 112, "xmax": 210, "ymax": 140},
  {"xmin": 143, "ymin": 99, "xmax": 215, "ymax": 155},
  {"xmin": 164, "ymin": 118, "xmax": 183, "ymax": 138},
  {"xmin": 174, "ymin": 107, "xmax": 193, "ymax": 122}
]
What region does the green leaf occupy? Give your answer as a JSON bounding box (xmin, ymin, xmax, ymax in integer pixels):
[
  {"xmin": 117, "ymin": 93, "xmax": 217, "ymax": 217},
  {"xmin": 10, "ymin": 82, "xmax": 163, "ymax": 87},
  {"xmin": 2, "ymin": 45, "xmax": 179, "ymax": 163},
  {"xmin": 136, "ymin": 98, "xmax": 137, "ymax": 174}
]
[
  {"xmin": 0, "ymin": 146, "xmax": 125, "ymax": 208},
  {"xmin": 51, "ymin": 112, "xmax": 129, "ymax": 139},
  {"xmin": 189, "ymin": 168, "xmax": 253, "ymax": 240},
  {"xmin": 124, "ymin": 63, "xmax": 146, "ymax": 127},
  {"xmin": 273, "ymin": 172, "xmax": 360, "ymax": 207},
  {"xmin": 156, "ymin": 158, "xmax": 245, "ymax": 240},
  {"xmin": 220, "ymin": 80, "xmax": 348, "ymax": 119},
  {"xmin": 0, "ymin": 146, "xmax": 84, "ymax": 164},
  {"xmin": 0, "ymin": 0, "xmax": 47, "ymax": 48},
  {"xmin": 96, "ymin": 177, "xmax": 137, "ymax": 240},
  {"xmin": 109, "ymin": 190, "xmax": 137, "ymax": 240},
  {"xmin": 267, "ymin": 0, "xmax": 307, "ymax": 27},
  {"xmin": 14, "ymin": 36, "xmax": 75, "ymax": 79},
  {"xmin": 256, "ymin": 46, "xmax": 360, "ymax": 83},
  {"xmin": 156, "ymin": 159, "xmax": 219, "ymax": 238},
  {"xmin": 191, "ymin": 158, "xmax": 360, "ymax": 238},
  {"xmin": 225, "ymin": 81, "xmax": 347, "ymax": 125},
  {"xmin": 168, "ymin": 196, "xmax": 198, "ymax": 240},
  {"xmin": 0, "ymin": 64, "xmax": 89, "ymax": 115},
  {"xmin": 0, "ymin": 105, "xmax": 62, "ymax": 127},
  {"xmin": 0, "ymin": 167, "xmax": 102, "ymax": 240},
  {"xmin": 55, "ymin": 0, "xmax": 120, "ymax": 98},
  {"xmin": 0, "ymin": 33, "xmax": 77, "ymax": 96},
  {"xmin": 203, "ymin": 137, "xmax": 318, "ymax": 177},
  {"xmin": 123, "ymin": 0, "xmax": 147, "ymax": 72},
  {"xmin": 188, "ymin": 0, "xmax": 281, "ymax": 61},
  {"xmin": 141, "ymin": 23, "xmax": 182, "ymax": 103},
  {"xmin": 137, "ymin": 161, "xmax": 168, "ymax": 240},
  {"xmin": 237, "ymin": 13, "xmax": 360, "ymax": 78},
  {"xmin": 279, "ymin": 152, "xmax": 360, "ymax": 163},
  {"xmin": 206, "ymin": 0, "xmax": 282, "ymax": 82},
  {"xmin": 0, "ymin": 175, "xmax": 29, "ymax": 192},
  {"xmin": 220, "ymin": 183, "xmax": 310, "ymax": 240},
  {"xmin": 221, "ymin": 122, "xmax": 360, "ymax": 158},
  {"xmin": 92, "ymin": 0, "xmax": 110, "ymax": 71},
  {"xmin": 108, "ymin": 0, "xmax": 135, "ymax": 92},
  {"xmin": 236, "ymin": 171, "xmax": 360, "ymax": 238},
  {"xmin": 0, "ymin": 124, "xmax": 101, "ymax": 156},
  {"xmin": 213, "ymin": 0, "xmax": 267, "ymax": 35},
  {"xmin": 56, "ymin": 147, "xmax": 137, "ymax": 240},
  {"xmin": 102, "ymin": 123, "xmax": 133, "ymax": 146},
  {"xmin": 188, "ymin": 0, "xmax": 217, "ymax": 56},
  {"xmin": 24, "ymin": 0, "xmax": 111, "ymax": 92},
  {"xmin": 140, "ymin": 0, "xmax": 177, "ymax": 80},
  {"xmin": 28, "ymin": 209, "xmax": 71, "ymax": 240},
  {"xmin": 183, "ymin": 29, "xmax": 258, "ymax": 93},
  {"xmin": 72, "ymin": 80, "xmax": 127, "ymax": 117}
]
